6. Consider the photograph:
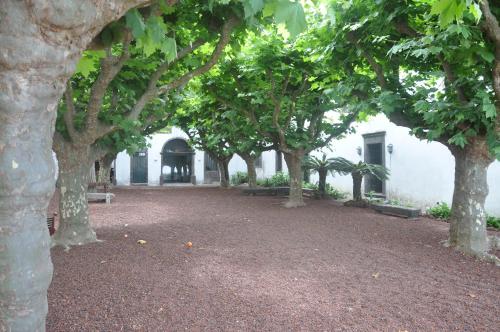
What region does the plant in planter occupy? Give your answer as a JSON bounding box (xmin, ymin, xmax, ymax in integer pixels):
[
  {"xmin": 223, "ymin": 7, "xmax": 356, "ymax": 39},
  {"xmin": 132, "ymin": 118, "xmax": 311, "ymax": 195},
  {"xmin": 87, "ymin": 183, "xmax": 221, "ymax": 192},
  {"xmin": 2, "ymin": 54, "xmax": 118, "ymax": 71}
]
[
  {"xmin": 329, "ymin": 157, "xmax": 390, "ymax": 207},
  {"xmin": 303, "ymin": 154, "xmax": 337, "ymax": 198}
]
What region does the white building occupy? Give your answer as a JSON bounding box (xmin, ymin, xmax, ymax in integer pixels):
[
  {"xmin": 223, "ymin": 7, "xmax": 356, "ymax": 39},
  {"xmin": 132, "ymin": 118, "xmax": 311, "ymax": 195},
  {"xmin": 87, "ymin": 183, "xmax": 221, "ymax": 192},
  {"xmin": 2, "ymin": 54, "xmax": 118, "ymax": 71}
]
[
  {"xmin": 115, "ymin": 127, "xmax": 279, "ymax": 186},
  {"xmin": 115, "ymin": 117, "xmax": 500, "ymax": 216}
]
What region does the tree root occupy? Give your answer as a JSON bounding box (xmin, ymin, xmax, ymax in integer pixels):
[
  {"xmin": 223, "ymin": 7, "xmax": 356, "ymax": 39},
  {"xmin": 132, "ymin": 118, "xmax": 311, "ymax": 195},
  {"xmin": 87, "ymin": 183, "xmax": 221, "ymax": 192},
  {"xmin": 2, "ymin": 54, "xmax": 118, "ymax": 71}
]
[
  {"xmin": 441, "ymin": 239, "xmax": 500, "ymax": 267},
  {"xmin": 284, "ymin": 200, "xmax": 306, "ymax": 208}
]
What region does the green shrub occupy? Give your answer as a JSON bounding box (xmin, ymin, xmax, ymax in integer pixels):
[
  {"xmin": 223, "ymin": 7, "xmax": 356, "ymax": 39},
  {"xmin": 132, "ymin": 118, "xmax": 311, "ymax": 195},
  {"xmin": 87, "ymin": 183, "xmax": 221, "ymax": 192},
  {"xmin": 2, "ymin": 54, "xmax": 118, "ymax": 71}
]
[
  {"xmin": 261, "ymin": 172, "xmax": 289, "ymax": 187},
  {"xmin": 487, "ymin": 215, "xmax": 500, "ymax": 229},
  {"xmin": 231, "ymin": 171, "xmax": 248, "ymax": 185},
  {"xmin": 325, "ymin": 183, "xmax": 347, "ymax": 200},
  {"xmin": 427, "ymin": 202, "xmax": 451, "ymax": 219},
  {"xmin": 303, "ymin": 182, "xmax": 318, "ymax": 190}
]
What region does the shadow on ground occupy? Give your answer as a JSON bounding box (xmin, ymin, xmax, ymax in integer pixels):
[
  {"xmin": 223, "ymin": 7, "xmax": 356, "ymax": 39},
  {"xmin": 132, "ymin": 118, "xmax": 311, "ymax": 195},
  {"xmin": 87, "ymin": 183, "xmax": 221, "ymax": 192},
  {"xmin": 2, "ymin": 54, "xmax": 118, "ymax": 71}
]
[{"xmin": 47, "ymin": 187, "xmax": 500, "ymax": 331}]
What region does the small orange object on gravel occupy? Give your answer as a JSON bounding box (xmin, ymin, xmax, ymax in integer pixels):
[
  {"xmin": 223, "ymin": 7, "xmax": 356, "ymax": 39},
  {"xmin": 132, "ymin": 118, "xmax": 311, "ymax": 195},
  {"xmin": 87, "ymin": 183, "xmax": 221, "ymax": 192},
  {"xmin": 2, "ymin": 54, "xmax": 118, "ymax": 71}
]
[{"xmin": 185, "ymin": 241, "xmax": 193, "ymax": 248}]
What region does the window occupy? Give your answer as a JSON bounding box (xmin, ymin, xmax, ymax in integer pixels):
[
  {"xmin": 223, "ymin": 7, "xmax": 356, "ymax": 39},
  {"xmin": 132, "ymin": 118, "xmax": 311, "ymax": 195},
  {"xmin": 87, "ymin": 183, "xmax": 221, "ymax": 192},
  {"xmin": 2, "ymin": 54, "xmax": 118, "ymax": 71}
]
[{"xmin": 255, "ymin": 155, "xmax": 263, "ymax": 168}]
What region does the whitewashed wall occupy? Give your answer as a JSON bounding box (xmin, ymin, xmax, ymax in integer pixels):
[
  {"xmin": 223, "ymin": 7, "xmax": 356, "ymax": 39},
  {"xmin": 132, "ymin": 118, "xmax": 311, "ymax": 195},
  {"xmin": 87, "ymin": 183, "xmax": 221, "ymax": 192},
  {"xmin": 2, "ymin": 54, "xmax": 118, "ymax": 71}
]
[
  {"xmin": 114, "ymin": 121, "xmax": 499, "ymax": 216},
  {"xmin": 310, "ymin": 114, "xmax": 500, "ymax": 216}
]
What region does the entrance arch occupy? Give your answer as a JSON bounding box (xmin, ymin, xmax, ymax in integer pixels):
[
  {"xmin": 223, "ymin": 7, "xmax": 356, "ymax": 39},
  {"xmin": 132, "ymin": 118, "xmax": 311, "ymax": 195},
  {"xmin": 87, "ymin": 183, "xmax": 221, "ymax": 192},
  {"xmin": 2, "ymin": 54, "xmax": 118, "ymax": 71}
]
[{"xmin": 160, "ymin": 138, "xmax": 194, "ymax": 184}]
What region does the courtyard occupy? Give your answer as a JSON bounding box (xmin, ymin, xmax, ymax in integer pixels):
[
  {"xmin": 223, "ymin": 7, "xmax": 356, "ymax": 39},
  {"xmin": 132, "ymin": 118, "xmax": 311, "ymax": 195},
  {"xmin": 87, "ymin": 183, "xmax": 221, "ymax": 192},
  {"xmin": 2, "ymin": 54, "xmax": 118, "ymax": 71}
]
[{"xmin": 47, "ymin": 187, "xmax": 499, "ymax": 331}]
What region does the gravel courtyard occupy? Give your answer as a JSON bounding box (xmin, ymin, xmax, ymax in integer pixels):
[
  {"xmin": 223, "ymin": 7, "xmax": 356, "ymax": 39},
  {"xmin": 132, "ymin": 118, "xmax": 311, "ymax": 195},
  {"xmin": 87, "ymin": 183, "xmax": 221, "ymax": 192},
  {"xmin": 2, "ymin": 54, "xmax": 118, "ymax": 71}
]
[{"xmin": 47, "ymin": 187, "xmax": 499, "ymax": 331}]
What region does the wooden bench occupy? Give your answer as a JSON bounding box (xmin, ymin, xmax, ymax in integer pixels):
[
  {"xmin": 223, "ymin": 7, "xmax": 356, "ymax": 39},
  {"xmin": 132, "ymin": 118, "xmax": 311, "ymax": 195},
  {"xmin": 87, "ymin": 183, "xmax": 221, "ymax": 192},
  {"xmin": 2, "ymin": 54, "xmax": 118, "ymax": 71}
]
[
  {"xmin": 242, "ymin": 187, "xmax": 316, "ymax": 198},
  {"xmin": 371, "ymin": 203, "xmax": 421, "ymax": 219},
  {"xmin": 87, "ymin": 192, "xmax": 115, "ymax": 204}
]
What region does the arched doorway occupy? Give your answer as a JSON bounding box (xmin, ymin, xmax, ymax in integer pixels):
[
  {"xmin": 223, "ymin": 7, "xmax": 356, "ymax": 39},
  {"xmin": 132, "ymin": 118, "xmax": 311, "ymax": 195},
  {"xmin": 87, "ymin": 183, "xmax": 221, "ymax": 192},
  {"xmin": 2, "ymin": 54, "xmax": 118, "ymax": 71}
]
[{"xmin": 160, "ymin": 139, "xmax": 194, "ymax": 184}]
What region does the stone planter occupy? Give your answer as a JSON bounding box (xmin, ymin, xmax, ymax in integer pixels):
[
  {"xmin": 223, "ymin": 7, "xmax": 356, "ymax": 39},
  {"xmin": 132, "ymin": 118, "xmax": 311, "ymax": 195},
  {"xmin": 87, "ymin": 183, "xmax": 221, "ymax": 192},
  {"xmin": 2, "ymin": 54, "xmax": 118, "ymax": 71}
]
[{"xmin": 371, "ymin": 203, "xmax": 421, "ymax": 219}]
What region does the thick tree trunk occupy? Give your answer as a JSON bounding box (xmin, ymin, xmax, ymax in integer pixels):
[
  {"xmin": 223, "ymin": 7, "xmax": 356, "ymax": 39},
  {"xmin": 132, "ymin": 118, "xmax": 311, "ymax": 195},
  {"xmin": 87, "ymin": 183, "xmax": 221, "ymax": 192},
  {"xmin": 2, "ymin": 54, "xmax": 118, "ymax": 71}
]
[
  {"xmin": 98, "ymin": 153, "xmax": 115, "ymax": 187},
  {"xmin": 241, "ymin": 154, "xmax": 257, "ymax": 188},
  {"xmin": 352, "ymin": 171, "xmax": 363, "ymax": 201},
  {"xmin": 52, "ymin": 144, "xmax": 97, "ymax": 248},
  {"xmin": 283, "ymin": 150, "xmax": 305, "ymax": 208},
  {"xmin": 318, "ymin": 169, "xmax": 327, "ymax": 198},
  {"xmin": 0, "ymin": 1, "xmax": 153, "ymax": 329},
  {"xmin": 217, "ymin": 158, "xmax": 231, "ymax": 188},
  {"xmin": 447, "ymin": 138, "xmax": 494, "ymax": 256}
]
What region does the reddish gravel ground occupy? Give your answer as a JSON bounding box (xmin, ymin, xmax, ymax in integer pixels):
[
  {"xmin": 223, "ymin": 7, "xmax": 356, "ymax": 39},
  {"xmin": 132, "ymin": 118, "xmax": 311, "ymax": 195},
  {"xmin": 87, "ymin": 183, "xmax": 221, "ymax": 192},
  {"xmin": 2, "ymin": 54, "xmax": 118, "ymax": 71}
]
[{"xmin": 47, "ymin": 187, "xmax": 500, "ymax": 332}]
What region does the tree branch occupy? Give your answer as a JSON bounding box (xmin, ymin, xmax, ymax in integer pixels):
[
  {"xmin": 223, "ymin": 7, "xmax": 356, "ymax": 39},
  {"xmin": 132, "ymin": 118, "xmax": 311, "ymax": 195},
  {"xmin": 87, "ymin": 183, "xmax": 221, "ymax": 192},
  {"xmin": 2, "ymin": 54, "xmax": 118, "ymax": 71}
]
[
  {"xmin": 480, "ymin": 0, "xmax": 500, "ymax": 132},
  {"xmin": 126, "ymin": 38, "xmax": 205, "ymax": 121},
  {"xmin": 266, "ymin": 69, "xmax": 288, "ymax": 150},
  {"xmin": 63, "ymin": 81, "xmax": 78, "ymax": 141},
  {"xmin": 85, "ymin": 33, "xmax": 133, "ymax": 139},
  {"xmin": 156, "ymin": 16, "xmax": 240, "ymax": 94}
]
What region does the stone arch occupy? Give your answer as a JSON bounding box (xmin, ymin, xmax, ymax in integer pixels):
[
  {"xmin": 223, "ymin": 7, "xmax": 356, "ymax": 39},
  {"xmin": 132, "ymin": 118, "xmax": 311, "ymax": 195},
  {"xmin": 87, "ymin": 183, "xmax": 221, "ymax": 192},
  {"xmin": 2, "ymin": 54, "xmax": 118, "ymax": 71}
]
[{"xmin": 160, "ymin": 138, "xmax": 195, "ymax": 184}]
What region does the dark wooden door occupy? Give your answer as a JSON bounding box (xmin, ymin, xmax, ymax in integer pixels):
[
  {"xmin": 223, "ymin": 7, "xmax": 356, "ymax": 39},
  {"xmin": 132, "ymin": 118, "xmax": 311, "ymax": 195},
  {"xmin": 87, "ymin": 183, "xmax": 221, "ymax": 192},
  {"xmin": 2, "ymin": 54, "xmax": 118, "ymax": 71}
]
[
  {"xmin": 363, "ymin": 132, "xmax": 386, "ymax": 195},
  {"xmin": 131, "ymin": 150, "xmax": 148, "ymax": 184},
  {"xmin": 365, "ymin": 143, "xmax": 383, "ymax": 193}
]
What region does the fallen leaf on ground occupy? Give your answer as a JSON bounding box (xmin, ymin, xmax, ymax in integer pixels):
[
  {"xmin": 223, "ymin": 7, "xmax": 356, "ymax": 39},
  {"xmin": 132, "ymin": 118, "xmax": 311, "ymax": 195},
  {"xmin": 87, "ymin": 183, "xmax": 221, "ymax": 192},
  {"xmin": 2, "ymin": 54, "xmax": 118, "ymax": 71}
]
[
  {"xmin": 372, "ymin": 272, "xmax": 380, "ymax": 279},
  {"xmin": 137, "ymin": 240, "xmax": 147, "ymax": 245}
]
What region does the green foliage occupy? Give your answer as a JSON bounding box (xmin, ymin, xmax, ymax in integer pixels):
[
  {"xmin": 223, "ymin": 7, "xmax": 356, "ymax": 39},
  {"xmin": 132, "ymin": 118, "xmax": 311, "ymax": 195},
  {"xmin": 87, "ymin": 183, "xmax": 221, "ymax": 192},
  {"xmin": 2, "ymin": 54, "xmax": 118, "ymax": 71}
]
[
  {"xmin": 486, "ymin": 215, "xmax": 500, "ymax": 229},
  {"xmin": 258, "ymin": 171, "xmax": 290, "ymax": 187},
  {"xmin": 303, "ymin": 182, "xmax": 347, "ymax": 200},
  {"xmin": 329, "ymin": 157, "xmax": 390, "ymax": 181},
  {"xmin": 231, "ymin": 171, "xmax": 249, "ymax": 185},
  {"xmin": 427, "ymin": 202, "xmax": 452, "ymax": 219},
  {"xmin": 325, "ymin": 184, "xmax": 347, "ymax": 200},
  {"xmin": 303, "ymin": 154, "xmax": 337, "ymax": 174}
]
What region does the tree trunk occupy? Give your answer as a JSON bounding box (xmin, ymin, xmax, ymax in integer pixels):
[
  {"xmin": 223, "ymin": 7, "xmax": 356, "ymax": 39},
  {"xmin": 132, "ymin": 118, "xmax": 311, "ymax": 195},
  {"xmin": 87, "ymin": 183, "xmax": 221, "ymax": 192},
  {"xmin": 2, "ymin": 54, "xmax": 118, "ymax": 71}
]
[
  {"xmin": 52, "ymin": 143, "xmax": 97, "ymax": 248},
  {"xmin": 0, "ymin": 1, "xmax": 153, "ymax": 329},
  {"xmin": 318, "ymin": 169, "xmax": 327, "ymax": 198},
  {"xmin": 218, "ymin": 158, "xmax": 231, "ymax": 188},
  {"xmin": 241, "ymin": 154, "xmax": 257, "ymax": 188},
  {"xmin": 448, "ymin": 138, "xmax": 494, "ymax": 256},
  {"xmin": 98, "ymin": 153, "xmax": 115, "ymax": 187},
  {"xmin": 352, "ymin": 171, "xmax": 363, "ymax": 201},
  {"xmin": 283, "ymin": 150, "xmax": 305, "ymax": 208}
]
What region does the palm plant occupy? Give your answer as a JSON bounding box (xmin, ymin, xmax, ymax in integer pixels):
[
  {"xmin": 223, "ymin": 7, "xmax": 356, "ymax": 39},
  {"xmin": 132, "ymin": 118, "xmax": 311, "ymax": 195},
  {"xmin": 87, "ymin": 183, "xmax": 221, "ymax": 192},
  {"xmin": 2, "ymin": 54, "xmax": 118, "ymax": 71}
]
[
  {"xmin": 329, "ymin": 157, "xmax": 389, "ymax": 203},
  {"xmin": 303, "ymin": 154, "xmax": 336, "ymax": 198}
]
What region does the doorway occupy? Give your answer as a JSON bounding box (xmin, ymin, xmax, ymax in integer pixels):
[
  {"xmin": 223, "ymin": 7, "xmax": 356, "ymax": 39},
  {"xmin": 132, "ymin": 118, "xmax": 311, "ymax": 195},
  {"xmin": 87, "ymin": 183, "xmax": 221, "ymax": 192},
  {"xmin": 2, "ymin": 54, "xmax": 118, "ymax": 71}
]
[
  {"xmin": 131, "ymin": 149, "xmax": 148, "ymax": 184},
  {"xmin": 161, "ymin": 138, "xmax": 194, "ymax": 184},
  {"xmin": 363, "ymin": 132, "xmax": 385, "ymax": 195}
]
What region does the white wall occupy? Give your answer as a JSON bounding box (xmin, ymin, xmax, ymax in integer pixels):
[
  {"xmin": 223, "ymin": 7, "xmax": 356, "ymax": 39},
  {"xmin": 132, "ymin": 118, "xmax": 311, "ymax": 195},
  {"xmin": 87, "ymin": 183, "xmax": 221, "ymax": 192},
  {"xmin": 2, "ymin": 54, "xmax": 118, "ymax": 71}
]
[
  {"xmin": 311, "ymin": 114, "xmax": 500, "ymax": 216},
  {"xmin": 114, "ymin": 122, "xmax": 500, "ymax": 216}
]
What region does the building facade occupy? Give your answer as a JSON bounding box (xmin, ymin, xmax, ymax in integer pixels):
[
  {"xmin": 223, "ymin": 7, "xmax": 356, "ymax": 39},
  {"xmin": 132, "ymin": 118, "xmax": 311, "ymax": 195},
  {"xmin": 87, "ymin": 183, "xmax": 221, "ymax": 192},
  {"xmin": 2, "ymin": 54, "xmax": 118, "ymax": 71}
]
[{"xmin": 114, "ymin": 117, "xmax": 500, "ymax": 216}]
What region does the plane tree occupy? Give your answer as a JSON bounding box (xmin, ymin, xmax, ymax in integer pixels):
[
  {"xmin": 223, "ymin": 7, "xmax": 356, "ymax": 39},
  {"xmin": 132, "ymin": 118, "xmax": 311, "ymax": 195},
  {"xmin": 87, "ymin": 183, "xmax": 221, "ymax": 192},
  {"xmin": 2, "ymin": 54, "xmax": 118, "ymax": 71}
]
[
  {"xmin": 52, "ymin": 2, "xmax": 242, "ymax": 248},
  {"xmin": 204, "ymin": 33, "xmax": 360, "ymax": 207},
  {"xmin": 324, "ymin": 0, "xmax": 499, "ymax": 260},
  {"xmin": 0, "ymin": 0, "xmax": 307, "ymax": 329}
]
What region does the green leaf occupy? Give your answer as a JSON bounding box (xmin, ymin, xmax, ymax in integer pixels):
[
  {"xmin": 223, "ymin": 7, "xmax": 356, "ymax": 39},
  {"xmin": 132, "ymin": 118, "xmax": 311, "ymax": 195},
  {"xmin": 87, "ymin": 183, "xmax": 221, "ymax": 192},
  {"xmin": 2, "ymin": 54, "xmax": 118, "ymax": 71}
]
[
  {"xmin": 477, "ymin": 48, "xmax": 494, "ymax": 63},
  {"xmin": 274, "ymin": 0, "xmax": 307, "ymax": 38},
  {"xmin": 431, "ymin": 0, "xmax": 459, "ymax": 27},
  {"xmin": 483, "ymin": 97, "xmax": 497, "ymax": 118},
  {"xmin": 75, "ymin": 56, "xmax": 97, "ymax": 78},
  {"xmin": 160, "ymin": 38, "xmax": 177, "ymax": 62},
  {"xmin": 448, "ymin": 132, "xmax": 467, "ymax": 148},
  {"xmin": 146, "ymin": 16, "xmax": 167, "ymax": 44},
  {"xmin": 125, "ymin": 9, "xmax": 146, "ymax": 39},
  {"xmin": 242, "ymin": 0, "xmax": 264, "ymax": 18}
]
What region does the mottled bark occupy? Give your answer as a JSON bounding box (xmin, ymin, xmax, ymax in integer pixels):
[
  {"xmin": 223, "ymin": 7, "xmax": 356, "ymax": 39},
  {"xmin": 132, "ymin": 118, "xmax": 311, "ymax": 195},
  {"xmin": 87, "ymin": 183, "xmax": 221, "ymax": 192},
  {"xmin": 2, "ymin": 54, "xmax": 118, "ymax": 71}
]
[
  {"xmin": 52, "ymin": 143, "xmax": 97, "ymax": 248},
  {"xmin": 0, "ymin": 1, "xmax": 151, "ymax": 328},
  {"xmin": 318, "ymin": 169, "xmax": 327, "ymax": 198},
  {"xmin": 241, "ymin": 154, "xmax": 257, "ymax": 188},
  {"xmin": 98, "ymin": 153, "xmax": 115, "ymax": 186},
  {"xmin": 447, "ymin": 138, "xmax": 494, "ymax": 256},
  {"xmin": 217, "ymin": 158, "xmax": 231, "ymax": 188},
  {"xmin": 352, "ymin": 171, "xmax": 363, "ymax": 201},
  {"xmin": 283, "ymin": 150, "xmax": 305, "ymax": 208}
]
